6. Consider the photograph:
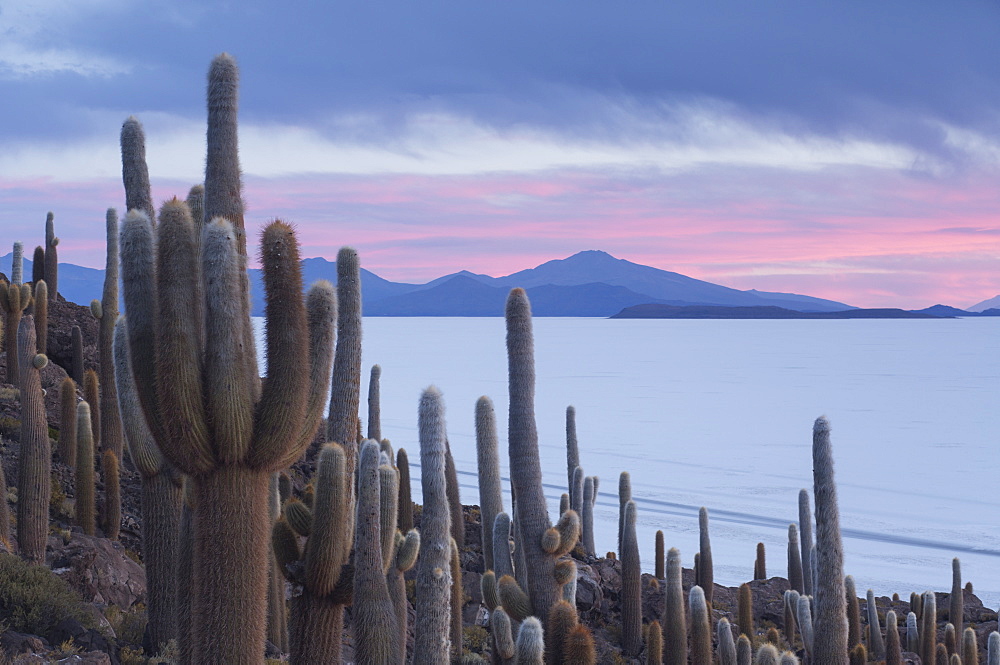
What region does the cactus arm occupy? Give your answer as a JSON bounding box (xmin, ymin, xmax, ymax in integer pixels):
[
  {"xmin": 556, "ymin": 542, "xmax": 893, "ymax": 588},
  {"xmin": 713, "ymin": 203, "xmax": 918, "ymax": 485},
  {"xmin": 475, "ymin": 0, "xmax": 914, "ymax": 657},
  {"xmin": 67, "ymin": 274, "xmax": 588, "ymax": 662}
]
[
  {"xmin": 99, "ymin": 209, "xmax": 123, "ymax": 462},
  {"xmin": 155, "ymin": 202, "xmax": 214, "ymax": 473},
  {"xmin": 121, "ymin": 116, "xmax": 155, "ymax": 223},
  {"xmin": 475, "ymin": 395, "xmax": 503, "ymax": 572},
  {"xmin": 367, "ymin": 364, "xmax": 381, "ymax": 441},
  {"xmin": 33, "ymin": 280, "xmax": 47, "ymax": 355},
  {"xmin": 304, "ymin": 444, "xmax": 351, "ymax": 595},
  {"xmin": 378, "ymin": 463, "xmax": 399, "ymax": 574},
  {"xmin": 113, "ymin": 317, "xmax": 165, "ymax": 478},
  {"xmin": 327, "ymin": 247, "xmax": 362, "ymax": 473},
  {"xmin": 75, "ymin": 400, "xmax": 97, "ymax": 537}
]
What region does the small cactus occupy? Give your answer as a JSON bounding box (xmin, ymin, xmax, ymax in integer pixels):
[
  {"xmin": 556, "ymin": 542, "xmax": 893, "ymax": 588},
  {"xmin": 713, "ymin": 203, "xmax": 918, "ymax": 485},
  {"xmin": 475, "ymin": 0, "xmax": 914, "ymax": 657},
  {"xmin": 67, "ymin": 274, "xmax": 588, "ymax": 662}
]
[
  {"xmin": 663, "ymin": 547, "xmax": 687, "ymax": 665},
  {"xmin": 738, "ymin": 583, "xmax": 753, "ymax": 637},
  {"xmin": 564, "ymin": 624, "xmax": 596, "ymax": 665},
  {"xmin": 754, "ymin": 645, "xmax": 779, "ymax": 665},
  {"xmin": 963, "ymin": 627, "xmax": 979, "ymax": 665},
  {"xmin": 717, "ymin": 618, "xmax": 736, "ymax": 665},
  {"xmin": 444, "ymin": 440, "xmax": 465, "ymax": 547},
  {"xmin": 690, "ymin": 585, "xmax": 712, "ymax": 664},
  {"xmin": 698, "ymin": 507, "xmax": 714, "ymax": 607},
  {"xmin": 797, "ymin": 594, "xmax": 814, "ymax": 656},
  {"xmin": 906, "ymin": 611, "xmax": 919, "ymax": 653},
  {"xmin": 514, "ymin": 617, "xmax": 544, "ymax": 665},
  {"xmin": 95, "ymin": 209, "xmax": 123, "ymax": 462},
  {"xmin": 0, "ymin": 276, "xmax": 31, "ymax": 384},
  {"xmin": 44, "ymin": 212, "xmax": 58, "ymax": 300},
  {"xmin": 120, "ymin": 116, "xmax": 155, "ymax": 223},
  {"xmin": 366, "ymin": 364, "xmax": 381, "ymax": 441},
  {"xmin": 754, "ymin": 541, "xmax": 766, "ymax": 580},
  {"xmin": 545, "ymin": 599, "xmax": 578, "ymax": 664},
  {"xmin": 655, "ymin": 530, "xmax": 665, "ymax": 579},
  {"xmin": 397, "ymin": 447, "xmax": 413, "ymax": 533},
  {"xmin": 885, "ymin": 610, "xmax": 902, "ymax": 665},
  {"xmin": 921, "ymin": 591, "xmax": 937, "ymax": 665},
  {"xmin": 83, "ymin": 369, "xmax": 100, "ymax": 452},
  {"xmin": 582, "ymin": 475, "xmax": 596, "ymax": 556},
  {"xmin": 31, "ymin": 246, "xmax": 44, "ymax": 287},
  {"xmin": 987, "ymin": 631, "xmax": 998, "ymax": 665},
  {"xmin": 75, "ymin": 401, "xmax": 96, "ymax": 536},
  {"xmin": 737, "ymin": 635, "xmax": 752, "ymax": 665},
  {"xmin": 0, "ymin": 458, "xmax": 10, "ymax": 550},
  {"xmin": 566, "ymin": 405, "xmax": 579, "ymax": 502}
]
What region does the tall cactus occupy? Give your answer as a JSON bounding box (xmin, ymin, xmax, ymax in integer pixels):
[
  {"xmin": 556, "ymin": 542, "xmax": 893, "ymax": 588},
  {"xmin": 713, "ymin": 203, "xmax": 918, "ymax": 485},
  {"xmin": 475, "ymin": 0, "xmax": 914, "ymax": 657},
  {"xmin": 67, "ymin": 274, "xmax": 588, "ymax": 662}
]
[
  {"xmin": 798, "ymin": 489, "xmax": 813, "ymax": 597},
  {"xmin": 16, "ymin": 316, "xmax": 50, "ymax": 563},
  {"xmin": 44, "ymin": 212, "xmax": 58, "ymax": 300},
  {"xmin": 787, "ymin": 524, "xmax": 803, "ymax": 593},
  {"xmin": 397, "ymin": 447, "xmax": 414, "ymax": 533},
  {"xmin": 113, "ymin": 318, "xmax": 182, "ymax": 651},
  {"xmin": 366, "ymin": 364, "xmax": 381, "ymax": 441},
  {"xmin": 83, "ymin": 368, "xmax": 100, "ymax": 451},
  {"xmin": 75, "ymin": 401, "xmax": 96, "ymax": 536},
  {"xmin": 921, "ymin": 591, "xmax": 937, "ymax": 665},
  {"xmin": 476, "ymin": 395, "xmax": 503, "ymax": 572},
  {"xmin": 662, "ymin": 547, "xmax": 687, "ymax": 665},
  {"xmin": 414, "ymin": 386, "xmax": 452, "ymax": 664},
  {"xmin": 1, "ymin": 274, "xmax": 30, "ymax": 384},
  {"xmin": 566, "ymin": 405, "xmax": 578, "ymax": 502},
  {"xmin": 102, "ymin": 449, "xmax": 121, "ymax": 540},
  {"xmin": 70, "ymin": 325, "xmax": 83, "ymax": 384},
  {"xmin": 504, "ymin": 288, "xmax": 580, "ymax": 626},
  {"xmin": 94, "ymin": 209, "xmax": 122, "ymax": 462},
  {"xmin": 618, "ymin": 471, "xmax": 631, "ymax": 551},
  {"xmin": 445, "ymin": 439, "xmax": 465, "ymax": 547},
  {"xmin": 32, "ymin": 281, "xmax": 47, "ymax": 355},
  {"xmin": 754, "ymin": 542, "xmax": 766, "ymax": 580},
  {"xmin": 717, "ymin": 618, "xmax": 737, "ymax": 665},
  {"xmin": 328, "ymin": 246, "xmax": 362, "ymax": 472},
  {"xmin": 812, "ymin": 416, "xmax": 848, "ymax": 663},
  {"xmin": 11, "ymin": 241, "xmax": 23, "ymax": 285},
  {"xmin": 655, "ymin": 530, "xmax": 665, "ymax": 579},
  {"xmin": 120, "ymin": 116, "xmax": 154, "ymax": 224},
  {"xmin": 846, "ymin": 575, "xmax": 861, "ymax": 647},
  {"xmin": 885, "ymin": 610, "xmax": 901, "ymax": 665},
  {"xmin": 698, "ymin": 506, "xmax": 714, "ymax": 607},
  {"xmin": 621, "ymin": 499, "xmax": 642, "ymax": 657},
  {"xmin": 353, "ymin": 440, "xmax": 398, "ymax": 664},
  {"xmin": 738, "ymin": 583, "xmax": 753, "ymax": 637},
  {"xmin": 951, "ymin": 557, "xmax": 963, "ymax": 636},
  {"xmin": 867, "ymin": 588, "xmax": 885, "ymax": 659},
  {"xmin": 582, "ymin": 475, "xmax": 596, "ymax": 556},
  {"xmin": 31, "ymin": 246, "xmax": 44, "ymax": 287}
]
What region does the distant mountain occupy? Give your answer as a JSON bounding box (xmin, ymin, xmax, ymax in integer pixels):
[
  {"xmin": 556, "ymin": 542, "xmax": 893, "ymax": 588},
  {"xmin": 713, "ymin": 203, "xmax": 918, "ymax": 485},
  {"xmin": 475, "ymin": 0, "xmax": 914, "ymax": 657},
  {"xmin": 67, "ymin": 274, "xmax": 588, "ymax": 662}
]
[
  {"xmin": 613, "ymin": 304, "xmax": 943, "ymax": 320},
  {"xmin": 968, "ymin": 295, "xmax": 1000, "ymax": 312},
  {"xmin": 9, "ymin": 248, "xmax": 953, "ymax": 318}
]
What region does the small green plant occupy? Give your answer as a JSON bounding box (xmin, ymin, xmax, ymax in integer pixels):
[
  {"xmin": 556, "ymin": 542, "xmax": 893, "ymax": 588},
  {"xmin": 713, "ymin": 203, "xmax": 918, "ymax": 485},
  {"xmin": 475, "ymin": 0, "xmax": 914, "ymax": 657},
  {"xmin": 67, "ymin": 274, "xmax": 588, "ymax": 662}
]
[{"xmin": 0, "ymin": 552, "xmax": 93, "ymax": 636}]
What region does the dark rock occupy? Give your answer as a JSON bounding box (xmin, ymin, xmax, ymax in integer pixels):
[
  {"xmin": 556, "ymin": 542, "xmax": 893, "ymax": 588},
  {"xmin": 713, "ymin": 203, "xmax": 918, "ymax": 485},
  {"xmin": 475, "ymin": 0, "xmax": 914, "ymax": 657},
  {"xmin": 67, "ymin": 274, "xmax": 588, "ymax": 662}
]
[
  {"xmin": 48, "ymin": 533, "xmax": 145, "ymax": 609},
  {"xmin": 0, "ymin": 631, "xmax": 49, "ymax": 656}
]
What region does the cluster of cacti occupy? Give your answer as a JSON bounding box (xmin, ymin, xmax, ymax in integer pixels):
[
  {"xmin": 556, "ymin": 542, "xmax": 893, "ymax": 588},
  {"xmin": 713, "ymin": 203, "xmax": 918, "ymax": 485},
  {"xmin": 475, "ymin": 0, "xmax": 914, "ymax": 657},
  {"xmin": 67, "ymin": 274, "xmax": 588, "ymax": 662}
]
[{"xmin": 1, "ymin": 260, "xmax": 30, "ymax": 384}]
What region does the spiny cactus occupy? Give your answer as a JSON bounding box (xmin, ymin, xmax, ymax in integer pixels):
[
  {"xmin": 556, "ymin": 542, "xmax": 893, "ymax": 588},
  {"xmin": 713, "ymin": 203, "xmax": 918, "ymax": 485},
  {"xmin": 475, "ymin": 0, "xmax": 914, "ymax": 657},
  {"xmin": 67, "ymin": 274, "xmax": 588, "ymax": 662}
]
[
  {"xmin": 491, "ymin": 606, "xmax": 516, "ymax": 665},
  {"xmin": 778, "ymin": 652, "xmax": 799, "ymax": 665},
  {"xmin": 70, "ymin": 325, "xmax": 83, "ymax": 384},
  {"xmin": 492, "ymin": 511, "xmax": 516, "ymax": 582},
  {"xmin": 754, "ymin": 645, "xmax": 779, "ymax": 665},
  {"xmin": 717, "ymin": 618, "xmax": 736, "ymax": 665},
  {"xmin": 328, "ymin": 246, "xmax": 362, "ymax": 473},
  {"xmin": 655, "ymin": 530, "xmax": 665, "ymax": 579},
  {"xmin": 353, "ymin": 440, "xmax": 398, "ymax": 664},
  {"xmin": 621, "ymin": 500, "xmax": 642, "ymax": 657},
  {"xmin": 366, "ymin": 364, "xmax": 381, "ymax": 441},
  {"xmin": 58, "ymin": 378, "xmax": 77, "ymax": 467},
  {"xmin": 945, "ymin": 623, "xmax": 956, "ymax": 655},
  {"xmin": 571, "ymin": 466, "xmax": 584, "ymax": 518},
  {"xmin": 921, "ymin": 591, "xmax": 937, "ymax": 665},
  {"xmin": 690, "ymin": 585, "xmax": 712, "ymax": 664},
  {"xmin": 845, "ymin": 575, "xmax": 861, "ymax": 647},
  {"xmin": 738, "ymin": 583, "xmax": 753, "ymax": 637},
  {"xmin": 504, "ymin": 288, "xmax": 579, "ymax": 627},
  {"xmin": 964, "ymin": 627, "xmax": 980, "ymax": 665},
  {"xmin": 849, "ymin": 644, "xmax": 867, "ymax": 665},
  {"xmin": 737, "ymin": 634, "xmax": 752, "ymax": 665},
  {"xmin": 15, "ymin": 317, "xmax": 50, "ymax": 563},
  {"xmin": 388, "ymin": 527, "xmax": 420, "ymax": 663},
  {"xmin": 515, "ymin": 617, "xmax": 545, "ymax": 665},
  {"xmin": 413, "ymin": 386, "xmax": 453, "ymax": 664},
  {"xmin": 1, "ymin": 277, "xmax": 30, "ymax": 384},
  {"xmin": 812, "ymin": 416, "xmax": 848, "ymax": 663},
  {"xmin": 907, "ymin": 611, "xmax": 919, "ymax": 653},
  {"xmin": 75, "ymin": 400, "xmax": 96, "ymax": 537},
  {"xmin": 101, "ymin": 450, "xmax": 121, "ymax": 540},
  {"xmin": 662, "ymin": 547, "xmax": 686, "ymax": 665},
  {"xmin": 566, "ymin": 405, "xmax": 579, "ymax": 502},
  {"xmin": 476, "ymin": 395, "xmax": 512, "ymax": 575},
  {"xmin": 797, "ymin": 594, "xmax": 814, "ymax": 656},
  {"xmin": 754, "ymin": 541, "xmax": 766, "ymax": 580},
  {"xmin": 450, "ymin": 537, "xmax": 463, "ymax": 660},
  {"xmin": 121, "ymin": 185, "xmax": 335, "ymax": 665},
  {"xmin": 32, "ymin": 281, "xmax": 47, "ymax": 355},
  {"xmin": 798, "ymin": 489, "xmax": 813, "ymax": 597},
  {"xmin": 582, "ymin": 475, "xmax": 596, "ymax": 556},
  {"xmin": 113, "ymin": 318, "xmax": 182, "ymax": 652},
  {"xmin": 885, "ymin": 610, "xmax": 901, "ymax": 665},
  {"xmin": 93, "ymin": 209, "xmax": 123, "ymax": 462},
  {"xmin": 564, "ymin": 624, "xmax": 597, "ymax": 665},
  {"xmin": 618, "ymin": 471, "xmax": 631, "ymax": 551},
  {"xmin": 397, "ymin": 447, "xmax": 414, "ymax": 532},
  {"xmin": 867, "ymin": 588, "xmax": 885, "ymax": 659},
  {"xmin": 121, "ymin": 116, "xmax": 154, "ymax": 224},
  {"xmin": 31, "ymin": 246, "xmax": 44, "ymax": 287},
  {"xmin": 951, "ymin": 558, "xmax": 964, "ymax": 636},
  {"xmin": 445, "ymin": 439, "xmax": 465, "ymax": 547},
  {"xmin": 83, "ymin": 369, "xmax": 100, "ymax": 452},
  {"xmin": 987, "ymin": 631, "xmax": 999, "ymax": 665},
  {"xmin": 783, "ymin": 590, "xmax": 799, "ymax": 647},
  {"xmin": 698, "ymin": 506, "xmax": 714, "ymax": 607},
  {"xmin": 11, "ymin": 241, "xmax": 23, "ymax": 285},
  {"xmin": 546, "ymin": 599, "xmax": 578, "ymax": 664},
  {"xmin": 44, "ymin": 212, "xmax": 58, "ymax": 300}
]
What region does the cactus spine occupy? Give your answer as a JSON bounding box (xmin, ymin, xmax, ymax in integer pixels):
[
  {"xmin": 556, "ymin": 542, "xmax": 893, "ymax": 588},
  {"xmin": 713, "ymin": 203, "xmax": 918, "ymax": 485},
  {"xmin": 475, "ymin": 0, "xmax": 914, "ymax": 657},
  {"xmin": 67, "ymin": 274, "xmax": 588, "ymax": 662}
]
[
  {"xmin": 101, "ymin": 449, "xmax": 120, "ymax": 539},
  {"xmin": 515, "ymin": 617, "xmax": 545, "ymax": 665},
  {"xmin": 113, "ymin": 318, "xmax": 182, "ymax": 652},
  {"xmin": 964, "ymin": 627, "xmax": 979, "ymax": 665},
  {"xmin": 797, "ymin": 595, "xmax": 814, "ymax": 656},
  {"xmin": 414, "ymin": 386, "xmax": 452, "ymax": 664},
  {"xmin": 476, "ymin": 395, "xmax": 503, "ymax": 572},
  {"xmin": 787, "ymin": 524, "xmax": 803, "ymax": 593},
  {"xmin": 15, "ymin": 317, "xmax": 50, "ymax": 562},
  {"xmin": 698, "ymin": 506, "xmax": 714, "ymax": 607},
  {"xmin": 621, "ymin": 500, "xmax": 642, "ymax": 657},
  {"xmin": 663, "ymin": 547, "xmax": 686, "ymax": 665},
  {"xmin": 811, "ymin": 416, "xmax": 848, "ymax": 663},
  {"xmin": 885, "ymin": 610, "xmax": 901, "ymax": 665},
  {"xmin": 44, "ymin": 212, "xmax": 58, "ymax": 300},
  {"xmin": 33, "ymin": 281, "xmax": 47, "ymax": 355},
  {"xmin": 690, "ymin": 585, "xmax": 712, "ymax": 664},
  {"xmin": 353, "ymin": 440, "xmax": 398, "ymax": 664},
  {"xmin": 798, "ymin": 489, "xmax": 813, "ymax": 597},
  {"xmin": 867, "ymin": 588, "xmax": 885, "ymax": 659},
  {"xmin": 737, "ymin": 635, "xmax": 752, "ymax": 665},
  {"xmin": 95, "ymin": 209, "xmax": 123, "ymax": 462},
  {"xmin": 951, "ymin": 557, "xmax": 963, "ymax": 636}
]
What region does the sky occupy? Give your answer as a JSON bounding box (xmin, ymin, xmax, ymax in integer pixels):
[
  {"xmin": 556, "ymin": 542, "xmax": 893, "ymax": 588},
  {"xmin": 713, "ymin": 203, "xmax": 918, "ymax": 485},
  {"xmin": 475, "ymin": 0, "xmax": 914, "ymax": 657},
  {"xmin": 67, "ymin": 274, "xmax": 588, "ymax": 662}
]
[{"xmin": 1, "ymin": 1, "xmax": 999, "ymax": 308}]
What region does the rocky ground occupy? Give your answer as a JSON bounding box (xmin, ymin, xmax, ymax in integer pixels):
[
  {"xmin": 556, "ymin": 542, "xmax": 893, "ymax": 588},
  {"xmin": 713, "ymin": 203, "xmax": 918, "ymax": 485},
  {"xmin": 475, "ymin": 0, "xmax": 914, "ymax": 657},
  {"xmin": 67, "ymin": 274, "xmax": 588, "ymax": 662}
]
[{"xmin": 0, "ymin": 294, "xmax": 997, "ymax": 663}]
